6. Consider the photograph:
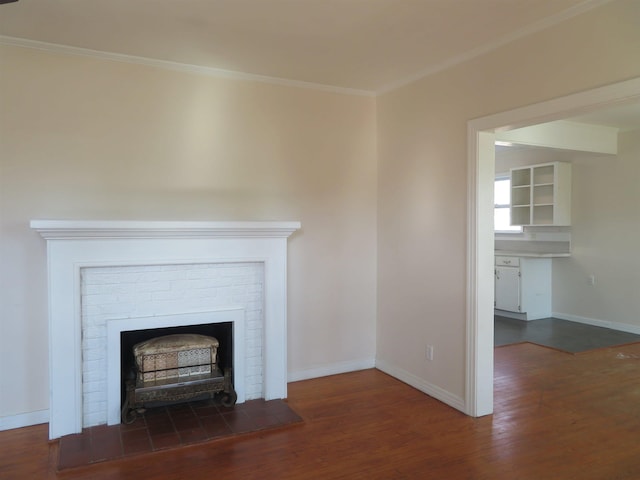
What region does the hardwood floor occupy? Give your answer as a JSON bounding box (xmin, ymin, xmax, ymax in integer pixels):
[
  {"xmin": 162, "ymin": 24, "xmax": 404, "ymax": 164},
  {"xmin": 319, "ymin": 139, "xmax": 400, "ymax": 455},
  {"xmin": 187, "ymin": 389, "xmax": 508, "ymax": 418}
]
[{"xmin": 2, "ymin": 342, "xmax": 640, "ymax": 479}]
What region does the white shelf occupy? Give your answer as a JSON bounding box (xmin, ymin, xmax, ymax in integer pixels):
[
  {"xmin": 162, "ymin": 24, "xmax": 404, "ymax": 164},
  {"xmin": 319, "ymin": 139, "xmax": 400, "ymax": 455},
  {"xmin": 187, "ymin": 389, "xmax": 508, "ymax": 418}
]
[{"xmin": 509, "ymin": 162, "xmax": 571, "ymax": 226}]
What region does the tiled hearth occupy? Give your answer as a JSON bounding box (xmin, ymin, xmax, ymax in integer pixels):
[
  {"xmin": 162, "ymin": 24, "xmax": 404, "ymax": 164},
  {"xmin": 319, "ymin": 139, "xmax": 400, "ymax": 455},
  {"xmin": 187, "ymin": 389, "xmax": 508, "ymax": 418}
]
[{"xmin": 58, "ymin": 399, "xmax": 303, "ymax": 471}]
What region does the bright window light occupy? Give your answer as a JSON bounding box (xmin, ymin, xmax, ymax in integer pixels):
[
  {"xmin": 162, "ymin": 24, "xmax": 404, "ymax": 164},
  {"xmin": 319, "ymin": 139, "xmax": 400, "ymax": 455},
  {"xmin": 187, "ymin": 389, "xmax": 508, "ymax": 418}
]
[{"xmin": 495, "ymin": 177, "xmax": 522, "ymax": 233}]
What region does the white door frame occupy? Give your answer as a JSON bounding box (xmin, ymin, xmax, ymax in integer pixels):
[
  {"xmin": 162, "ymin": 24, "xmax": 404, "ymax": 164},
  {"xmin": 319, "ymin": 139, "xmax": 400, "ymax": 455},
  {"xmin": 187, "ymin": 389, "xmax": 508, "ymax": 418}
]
[{"xmin": 466, "ymin": 77, "xmax": 640, "ymax": 416}]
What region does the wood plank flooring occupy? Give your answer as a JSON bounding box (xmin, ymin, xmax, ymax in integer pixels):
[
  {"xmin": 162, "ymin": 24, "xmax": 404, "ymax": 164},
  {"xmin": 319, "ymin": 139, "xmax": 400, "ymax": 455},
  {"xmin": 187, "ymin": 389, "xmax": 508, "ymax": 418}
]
[{"xmin": 2, "ymin": 342, "xmax": 640, "ymax": 479}]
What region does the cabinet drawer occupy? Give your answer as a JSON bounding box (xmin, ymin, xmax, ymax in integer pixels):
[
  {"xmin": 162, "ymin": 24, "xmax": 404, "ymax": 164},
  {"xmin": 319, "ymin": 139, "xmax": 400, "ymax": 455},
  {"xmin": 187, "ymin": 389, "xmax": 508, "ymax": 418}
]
[{"xmin": 496, "ymin": 256, "xmax": 520, "ymax": 267}]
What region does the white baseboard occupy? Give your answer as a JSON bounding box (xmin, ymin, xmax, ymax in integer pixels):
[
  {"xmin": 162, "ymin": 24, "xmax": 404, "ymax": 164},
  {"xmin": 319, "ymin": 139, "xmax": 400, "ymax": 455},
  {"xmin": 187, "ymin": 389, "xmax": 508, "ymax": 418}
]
[
  {"xmin": 0, "ymin": 409, "xmax": 49, "ymax": 431},
  {"xmin": 553, "ymin": 312, "xmax": 640, "ymax": 335},
  {"xmin": 494, "ymin": 309, "xmax": 527, "ymax": 320},
  {"xmin": 374, "ymin": 358, "xmax": 466, "ymax": 413},
  {"xmin": 494, "ymin": 309, "xmax": 550, "ymax": 321},
  {"xmin": 1, "ymin": 357, "xmax": 468, "ymax": 430},
  {"xmin": 288, "ymin": 357, "xmax": 376, "ymax": 383}
]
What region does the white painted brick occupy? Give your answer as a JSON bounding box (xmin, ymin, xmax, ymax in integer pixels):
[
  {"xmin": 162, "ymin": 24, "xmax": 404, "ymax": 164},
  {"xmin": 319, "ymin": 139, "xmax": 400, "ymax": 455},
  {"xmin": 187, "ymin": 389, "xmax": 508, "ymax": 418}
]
[
  {"xmin": 84, "ymin": 411, "xmax": 106, "ymax": 427},
  {"xmin": 246, "ymin": 321, "xmax": 262, "ymax": 332},
  {"xmin": 230, "ymin": 285, "xmax": 247, "ymax": 296},
  {"xmin": 83, "ymin": 326, "xmax": 106, "ymax": 340},
  {"xmin": 232, "ymin": 293, "xmax": 261, "ymax": 304},
  {"xmin": 81, "ymin": 261, "xmax": 265, "ymax": 427},
  {"xmin": 83, "ymin": 380, "xmax": 106, "ymax": 394},
  {"xmin": 97, "ymin": 303, "xmax": 131, "ymax": 316},
  {"xmin": 184, "ymin": 269, "xmax": 207, "ymax": 280},
  {"xmin": 215, "ymin": 286, "xmax": 232, "ymax": 298},
  {"xmin": 82, "ymin": 400, "xmax": 101, "ymax": 415},
  {"xmin": 82, "ymin": 359, "xmax": 102, "ymax": 373},
  {"xmin": 185, "ymin": 279, "xmax": 213, "ymax": 290},
  {"xmin": 82, "ymin": 273, "xmax": 123, "ymax": 285},
  {"xmin": 81, "ymin": 305, "xmax": 102, "ymax": 317},
  {"xmin": 82, "ymin": 347, "xmax": 105, "ymax": 362},
  {"xmin": 130, "ymin": 293, "xmax": 153, "ymax": 304},
  {"xmin": 246, "ymin": 349, "xmax": 263, "ymax": 360},
  {"xmin": 82, "ymin": 284, "xmax": 104, "ymax": 295},
  {"xmin": 135, "ymin": 281, "xmax": 171, "ymax": 293},
  {"xmin": 82, "ymin": 294, "xmax": 116, "ymax": 306},
  {"xmin": 83, "ymin": 391, "xmax": 106, "ymax": 406},
  {"xmin": 82, "ymin": 370, "xmax": 103, "ymax": 384},
  {"xmin": 245, "ymin": 366, "xmax": 263, "ymax": 378},
  {"xmin": 157, "ymin": 271, "xmax": 184, "ymax": 281},
  {"xmin": 82, "ymin": 337, "xmax": 102, "ymax": 351},
  {"xmin": 151, "ymin": 290, "xmax": 185, "ymax": 302},
  {"xmin": 185, "ymin": 288, "xmax": 218, "ymax": 299},
  {"xmin": 246, "ymin": 357, "xmax": 263, "ymax": 370},
  {"xmin": 132, "ymin": 265, "xmax": 163, "ymax": 273},
  {"xmin": 243, "ymin": 301, "xmax": 263, "ymax": 312},
  {"xmin": 201, "ymin": 268, "xmax": 222, "ymax": 279},
  {"xmin": 169, "ymin": 279, "xmax": 189, "ymax": 290}
]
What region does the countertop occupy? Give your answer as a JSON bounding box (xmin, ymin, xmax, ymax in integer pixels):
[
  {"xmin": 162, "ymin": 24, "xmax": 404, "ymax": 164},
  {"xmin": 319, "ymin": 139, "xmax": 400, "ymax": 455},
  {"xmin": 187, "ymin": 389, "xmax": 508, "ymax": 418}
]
[{"xmin": 495, "ymin": 250, "xmax": 570, "ymax": 258}]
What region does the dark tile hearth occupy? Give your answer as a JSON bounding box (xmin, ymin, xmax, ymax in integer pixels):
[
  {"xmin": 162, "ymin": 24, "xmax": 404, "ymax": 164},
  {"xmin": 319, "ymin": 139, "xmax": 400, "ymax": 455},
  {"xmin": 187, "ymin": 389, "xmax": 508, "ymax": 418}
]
[{"xmin": 58, "ymin": 399, "xmax": 303, "ymax": 471}]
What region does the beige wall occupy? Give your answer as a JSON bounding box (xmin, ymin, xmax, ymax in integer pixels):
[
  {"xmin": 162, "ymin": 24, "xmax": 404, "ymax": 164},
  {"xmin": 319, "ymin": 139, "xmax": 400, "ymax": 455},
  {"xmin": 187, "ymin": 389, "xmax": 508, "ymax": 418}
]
[
  {"xmin": 377, "ymin": 0, "xmax": 640, "ymax": 400},
  {"xmin": 553, "ymin": 129, "xmax": 640, "ymax": 327},
  {"xmin": 0, "ymin": 45, "xmax": 377, "ymax": 419},
  {"xmin": 2, "ymin": 0, "xmax": 640, "ymax": 425}
]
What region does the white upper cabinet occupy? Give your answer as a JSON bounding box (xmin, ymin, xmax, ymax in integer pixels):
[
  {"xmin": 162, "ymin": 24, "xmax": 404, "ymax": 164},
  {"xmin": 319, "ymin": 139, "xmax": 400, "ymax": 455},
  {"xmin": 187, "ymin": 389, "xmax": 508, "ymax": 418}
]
[{"xmin": 510, "ymin": 162, "xmax": 572, "ymax": 226}]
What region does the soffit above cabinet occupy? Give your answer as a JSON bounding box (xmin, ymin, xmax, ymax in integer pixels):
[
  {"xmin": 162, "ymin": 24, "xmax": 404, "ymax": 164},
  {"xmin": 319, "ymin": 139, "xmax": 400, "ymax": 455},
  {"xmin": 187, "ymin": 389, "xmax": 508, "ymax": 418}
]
[{"xmin": 495, "ymin": 120, "xmax": 618, "ymax": 154}]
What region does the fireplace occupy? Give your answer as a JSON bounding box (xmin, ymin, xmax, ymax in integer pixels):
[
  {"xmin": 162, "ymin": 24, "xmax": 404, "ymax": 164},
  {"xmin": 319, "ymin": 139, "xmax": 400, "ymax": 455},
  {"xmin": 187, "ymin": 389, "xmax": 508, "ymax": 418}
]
[
  {"xmin": 121, "ymin": 331, "xmax": 236, "ymax": 423},
  {"xmin": 119, "ymin": 321, "xmax": 234, "ymax": 413},
  {"xmin": 82, "ymin": 263, "xmax": 259, "ymax": 428},
  {"xmin": 109, "ymin": 309, "xmax": 244, "ymax": 427},
  {"xmin": 31, "ymin": 220, "xmax": 300, "ymax": 439}
]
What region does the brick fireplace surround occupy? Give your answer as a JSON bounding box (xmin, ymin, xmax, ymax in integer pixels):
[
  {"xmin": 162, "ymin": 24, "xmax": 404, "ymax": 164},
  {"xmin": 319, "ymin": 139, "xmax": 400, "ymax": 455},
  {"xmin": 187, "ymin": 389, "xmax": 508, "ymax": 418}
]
[{"xmin": 31, "ymin": 220, "xmax": 300, "ymax": 440}]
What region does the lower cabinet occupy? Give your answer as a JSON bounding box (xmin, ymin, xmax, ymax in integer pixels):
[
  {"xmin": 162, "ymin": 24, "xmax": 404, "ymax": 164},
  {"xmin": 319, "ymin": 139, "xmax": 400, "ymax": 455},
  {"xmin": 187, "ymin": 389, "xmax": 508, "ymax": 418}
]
[{"xmin": 495, "ymin": 256, "xmax": 551, "ymax": 320}]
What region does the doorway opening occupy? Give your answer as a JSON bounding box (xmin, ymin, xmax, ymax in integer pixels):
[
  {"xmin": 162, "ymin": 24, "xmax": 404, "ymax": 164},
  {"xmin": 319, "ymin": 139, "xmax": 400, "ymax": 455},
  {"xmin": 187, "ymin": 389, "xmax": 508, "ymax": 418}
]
[{"xmin": 466, "ymin": 77, "xmax": 640, "ymax": 417}]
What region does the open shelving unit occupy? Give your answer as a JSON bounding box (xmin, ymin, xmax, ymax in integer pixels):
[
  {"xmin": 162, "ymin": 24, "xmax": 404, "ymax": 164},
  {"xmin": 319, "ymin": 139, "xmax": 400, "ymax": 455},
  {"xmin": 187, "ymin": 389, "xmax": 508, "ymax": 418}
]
[{"xmin": 510, "ymin": 162, "xmax": 571, "ymax": 226}]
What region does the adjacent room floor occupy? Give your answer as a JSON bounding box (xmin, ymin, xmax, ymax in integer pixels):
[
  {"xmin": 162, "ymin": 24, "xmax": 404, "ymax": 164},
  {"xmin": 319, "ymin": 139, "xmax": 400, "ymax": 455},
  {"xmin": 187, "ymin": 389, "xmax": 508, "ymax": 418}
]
[{"xmin": 495, "ymin": 315, "xmax": 640, "ymax": 353}]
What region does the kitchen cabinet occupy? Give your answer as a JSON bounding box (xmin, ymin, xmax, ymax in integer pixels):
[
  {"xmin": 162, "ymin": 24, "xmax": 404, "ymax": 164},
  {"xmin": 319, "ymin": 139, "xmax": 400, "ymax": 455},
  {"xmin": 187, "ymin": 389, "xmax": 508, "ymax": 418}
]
[
  {"xmin": 495, "ymin": 264, "xmax": 520, "ymax": 312},
  {"xmin": 494, "ymin": 256, "xmax": 552, "ymax": 320},
  {"xmin": 510, "ymin": 162, "xmax": 572, "ymax": 226}
]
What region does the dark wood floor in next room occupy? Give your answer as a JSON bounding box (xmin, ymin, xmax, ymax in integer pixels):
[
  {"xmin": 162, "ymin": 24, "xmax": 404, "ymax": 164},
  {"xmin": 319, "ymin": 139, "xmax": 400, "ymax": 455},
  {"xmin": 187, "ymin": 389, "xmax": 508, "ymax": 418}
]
[
  {"xmin": 2, "ymin": 342, "xmax": 640, "ymax": 479},
  {"xmin": 495, "ymin": 315, "xmax": 640, "ymax": 352}
]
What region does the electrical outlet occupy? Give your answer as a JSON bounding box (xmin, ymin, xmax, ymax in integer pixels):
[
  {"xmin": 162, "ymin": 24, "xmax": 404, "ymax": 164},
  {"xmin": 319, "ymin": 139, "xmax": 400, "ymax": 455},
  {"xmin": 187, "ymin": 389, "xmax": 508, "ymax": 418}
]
[
  {"xmin": 588, "ymin": 274, "xmax": 596, "ymax": 286},
  {"xmin": 426, "ymin": 345, "xmax": 434, "ymax": 361}
]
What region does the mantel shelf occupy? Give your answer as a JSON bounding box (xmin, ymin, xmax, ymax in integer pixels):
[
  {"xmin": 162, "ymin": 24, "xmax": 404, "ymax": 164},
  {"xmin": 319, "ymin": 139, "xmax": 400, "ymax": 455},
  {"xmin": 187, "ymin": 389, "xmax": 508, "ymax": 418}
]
[{"xmin": 30, "ymin": 220, "xmax": 301, "ymax": 240}]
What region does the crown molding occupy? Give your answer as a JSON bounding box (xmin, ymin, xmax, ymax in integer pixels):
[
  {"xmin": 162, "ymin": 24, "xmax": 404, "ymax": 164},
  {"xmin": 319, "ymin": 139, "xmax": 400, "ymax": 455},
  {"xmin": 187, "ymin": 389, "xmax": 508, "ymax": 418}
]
[
  {"xmin": 0, "ymin": 0, "xmax": 614, "ymax": 97},
  {"xmin": 0, "ymin": 35, "xmax": 374, "ymax": 98},
  {"xmin": 376, "ymin": 0, "xmax": 615, "ymax": 95}
]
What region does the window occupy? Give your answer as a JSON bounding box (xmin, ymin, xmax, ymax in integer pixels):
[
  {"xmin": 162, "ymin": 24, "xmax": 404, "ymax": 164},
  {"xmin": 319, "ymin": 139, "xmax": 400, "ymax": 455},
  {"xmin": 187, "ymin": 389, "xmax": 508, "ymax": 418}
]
[{"xmin": 494, "ymin": 176, "xmax": 522, "ymax": 233}]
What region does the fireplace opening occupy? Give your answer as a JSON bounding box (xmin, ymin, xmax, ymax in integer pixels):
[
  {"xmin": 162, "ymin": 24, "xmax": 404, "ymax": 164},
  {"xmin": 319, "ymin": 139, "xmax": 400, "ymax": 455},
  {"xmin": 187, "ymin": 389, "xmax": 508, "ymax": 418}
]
[{"xmin": 120, "ymin": 322, "xmax": 234, "ymax": 421}]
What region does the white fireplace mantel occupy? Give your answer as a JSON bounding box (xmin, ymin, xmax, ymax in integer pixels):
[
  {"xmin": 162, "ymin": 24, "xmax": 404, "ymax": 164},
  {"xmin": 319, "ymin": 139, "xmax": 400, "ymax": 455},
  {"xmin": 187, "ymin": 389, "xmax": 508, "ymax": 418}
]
[
  {"xmin": 31, "ymin": 220, "xmax": 300, "ymax": 439},
  {"xmin": 31, "ymin": 220, "xmax": 301, "ymax": 239}
]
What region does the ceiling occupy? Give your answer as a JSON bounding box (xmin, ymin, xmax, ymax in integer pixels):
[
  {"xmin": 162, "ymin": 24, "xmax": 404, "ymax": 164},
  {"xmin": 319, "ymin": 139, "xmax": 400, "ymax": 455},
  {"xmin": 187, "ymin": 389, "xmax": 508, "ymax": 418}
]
[{"xmin": 0, "ymin": 0, "xmax": 603, "ymax": 94}]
